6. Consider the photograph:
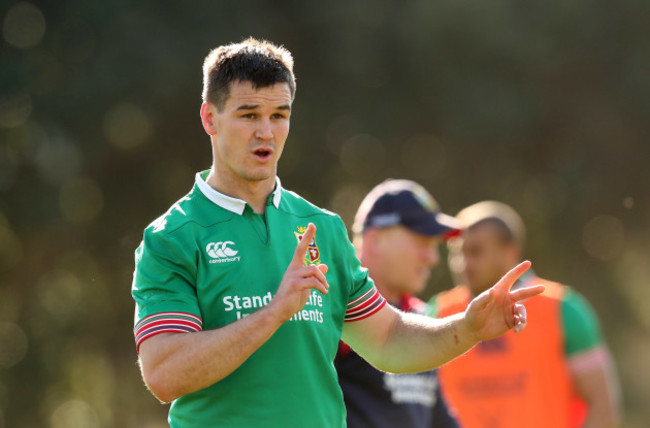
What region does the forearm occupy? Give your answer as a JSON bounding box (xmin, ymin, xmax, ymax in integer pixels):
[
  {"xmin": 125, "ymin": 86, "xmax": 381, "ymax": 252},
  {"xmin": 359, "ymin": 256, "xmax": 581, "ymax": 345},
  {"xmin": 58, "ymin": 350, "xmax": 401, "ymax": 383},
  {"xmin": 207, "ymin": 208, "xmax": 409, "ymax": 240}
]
[
  {"xmin": 374, "ymin": 310, "xmax": 478, "ymax": 373},
  {"xmin": 345, "ymin": 262, "xmax": 540, "ymax": 373},
  {"xmin": 139, "ymin": 303, "xmax": 286, "ymax": 402},
  {"xmin": 581, "ymin": 407, "xmax": 619, "ymax": 428},
  {"xmin": 580, "ymin": 387, "xmax": 620, "ymax": 428}
]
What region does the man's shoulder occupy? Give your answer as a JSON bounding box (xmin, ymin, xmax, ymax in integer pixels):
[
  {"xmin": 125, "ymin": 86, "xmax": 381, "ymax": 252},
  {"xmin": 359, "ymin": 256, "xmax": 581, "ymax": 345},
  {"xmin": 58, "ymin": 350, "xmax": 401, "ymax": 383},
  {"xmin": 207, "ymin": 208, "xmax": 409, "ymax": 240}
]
[
  {"xmin": 549, "ymin": 282, "xmax": 603, "ymax": 355},
  {"xmin": 532, "ymin": 276, "xmax": 569, "ymax": 301},
  {"xmin": 279, "ymin": 188, "xmax": 340, "ymax": 220},
  {"xmin": 532, "ymin": 276, "xmax": 568, "ymax": 297},
  {"xmin": 146, "ymin": 195, "xmax": 192, "ymax": 234},
  {"xmin": 143, "ymin": 187, "xmax": 229, "ymax": 238}
]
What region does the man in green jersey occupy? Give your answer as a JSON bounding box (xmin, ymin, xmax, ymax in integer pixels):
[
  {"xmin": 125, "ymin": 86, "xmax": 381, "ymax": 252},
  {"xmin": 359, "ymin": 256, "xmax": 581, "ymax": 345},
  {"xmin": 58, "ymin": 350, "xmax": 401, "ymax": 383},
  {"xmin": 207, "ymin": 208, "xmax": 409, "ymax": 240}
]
[{"xmin": 131, "ymin": 38, "xmax": 544, "ymax": 427}]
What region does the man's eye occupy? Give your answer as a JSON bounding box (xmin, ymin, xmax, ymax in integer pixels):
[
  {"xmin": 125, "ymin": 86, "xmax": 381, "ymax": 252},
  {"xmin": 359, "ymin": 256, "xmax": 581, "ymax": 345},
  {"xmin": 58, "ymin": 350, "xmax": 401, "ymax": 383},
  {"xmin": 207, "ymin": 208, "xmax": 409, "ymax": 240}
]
[
  {"xmin": 242, "ymin": 113, "xmax": 256, "ymax": 119},
  {"xmin": 272, "ymin": 113, "xmax": 287, "ymax": 119}
]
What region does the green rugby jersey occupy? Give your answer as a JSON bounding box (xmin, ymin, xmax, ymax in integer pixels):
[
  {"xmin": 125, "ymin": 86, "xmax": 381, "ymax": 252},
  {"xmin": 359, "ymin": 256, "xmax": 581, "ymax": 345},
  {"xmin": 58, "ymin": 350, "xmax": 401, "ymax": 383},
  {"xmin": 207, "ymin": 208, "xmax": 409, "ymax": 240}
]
[{"xmin": 132, "ymin": 171, "xmax": 386, "ymax": 428}]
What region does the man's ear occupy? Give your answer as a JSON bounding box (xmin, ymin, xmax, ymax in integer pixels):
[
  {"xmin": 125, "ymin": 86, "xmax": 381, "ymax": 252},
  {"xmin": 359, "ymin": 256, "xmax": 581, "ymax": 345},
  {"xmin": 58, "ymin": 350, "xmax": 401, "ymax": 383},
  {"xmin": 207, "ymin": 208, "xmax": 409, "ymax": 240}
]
[{"xmin": 200, "ymin": 102, "xmax": 218, "ymax": 136}]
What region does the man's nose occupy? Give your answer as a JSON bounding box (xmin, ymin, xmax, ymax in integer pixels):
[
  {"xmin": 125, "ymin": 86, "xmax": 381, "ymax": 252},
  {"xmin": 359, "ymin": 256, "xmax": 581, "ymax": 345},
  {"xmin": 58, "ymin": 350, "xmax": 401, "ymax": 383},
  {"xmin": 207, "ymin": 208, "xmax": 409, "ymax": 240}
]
[{"xmin": 255, "ymin": 118, "xmax": 274, "ymax": 140}]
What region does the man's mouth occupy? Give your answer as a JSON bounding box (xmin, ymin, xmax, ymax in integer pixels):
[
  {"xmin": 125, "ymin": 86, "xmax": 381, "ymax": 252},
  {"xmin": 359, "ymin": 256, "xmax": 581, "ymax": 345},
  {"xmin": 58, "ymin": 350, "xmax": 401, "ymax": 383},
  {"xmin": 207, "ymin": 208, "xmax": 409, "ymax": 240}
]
[{"xmin": 252, "ymin": 148, "xmax": 273, "ymax": 160}]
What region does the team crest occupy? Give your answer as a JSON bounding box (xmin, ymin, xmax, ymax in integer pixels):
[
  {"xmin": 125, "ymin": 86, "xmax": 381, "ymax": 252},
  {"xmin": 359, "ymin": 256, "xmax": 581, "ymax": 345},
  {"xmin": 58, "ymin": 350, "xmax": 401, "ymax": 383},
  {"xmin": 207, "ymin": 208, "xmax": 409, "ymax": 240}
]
[{"xmin": 294, "ymin": 226, "xmax": 321, "ymax": 265}]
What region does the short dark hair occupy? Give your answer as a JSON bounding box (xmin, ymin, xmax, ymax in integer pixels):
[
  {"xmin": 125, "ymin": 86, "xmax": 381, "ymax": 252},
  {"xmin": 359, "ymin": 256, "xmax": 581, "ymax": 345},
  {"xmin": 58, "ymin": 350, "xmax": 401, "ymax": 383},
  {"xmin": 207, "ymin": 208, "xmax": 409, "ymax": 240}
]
[
  {"xmin": 202, "ymin": 37, "xmax": 296, "ymax": 111},
  {"xmin": 456, "ymin": 201, "xmax": 526, "ymax": 247},
  {"xmin": 470, "ymin": 217, "xmax": 517, "ymax": 244}
]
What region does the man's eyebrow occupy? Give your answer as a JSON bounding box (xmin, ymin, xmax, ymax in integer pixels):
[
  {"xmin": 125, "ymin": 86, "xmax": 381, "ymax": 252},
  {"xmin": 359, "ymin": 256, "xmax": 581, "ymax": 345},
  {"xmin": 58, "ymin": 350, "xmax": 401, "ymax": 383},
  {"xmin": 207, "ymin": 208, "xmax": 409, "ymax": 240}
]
[
  {"xmin": 236, "ymin": 104, "xmax": 260, "ymax": 111},
  {"xmin": 235, "ymin": 104, "xmax": 291, "ymax": 111}
]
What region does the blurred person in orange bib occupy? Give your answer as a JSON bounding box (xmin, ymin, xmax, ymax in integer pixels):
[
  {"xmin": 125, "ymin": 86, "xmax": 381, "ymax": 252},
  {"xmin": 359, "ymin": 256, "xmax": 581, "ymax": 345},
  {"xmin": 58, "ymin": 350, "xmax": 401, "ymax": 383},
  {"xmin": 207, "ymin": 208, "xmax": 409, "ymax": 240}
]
[{"xmin": 429, "ymin": 201, "xmax": 621, "ymax": 428}]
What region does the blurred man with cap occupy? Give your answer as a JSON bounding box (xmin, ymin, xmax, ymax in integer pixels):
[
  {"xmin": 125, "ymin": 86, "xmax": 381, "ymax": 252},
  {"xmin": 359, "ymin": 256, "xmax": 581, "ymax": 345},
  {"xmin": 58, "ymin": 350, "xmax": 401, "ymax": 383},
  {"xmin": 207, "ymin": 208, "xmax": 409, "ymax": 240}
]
[
  {"xmin": 335, "ymin": 179, "xmax": 460, "ymax": 428},
  {"xmin": 429, "ymin": 201, "xmax": 621, "ymax": 428}
]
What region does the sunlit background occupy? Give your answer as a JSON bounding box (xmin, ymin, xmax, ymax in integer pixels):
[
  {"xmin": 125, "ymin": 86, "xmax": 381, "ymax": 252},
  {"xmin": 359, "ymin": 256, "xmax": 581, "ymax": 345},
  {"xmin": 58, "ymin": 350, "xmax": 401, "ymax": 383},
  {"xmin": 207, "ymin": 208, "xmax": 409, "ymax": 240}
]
[{"xmin": 1, "ymin": 1, "xmax": 649, "ymax": 426}]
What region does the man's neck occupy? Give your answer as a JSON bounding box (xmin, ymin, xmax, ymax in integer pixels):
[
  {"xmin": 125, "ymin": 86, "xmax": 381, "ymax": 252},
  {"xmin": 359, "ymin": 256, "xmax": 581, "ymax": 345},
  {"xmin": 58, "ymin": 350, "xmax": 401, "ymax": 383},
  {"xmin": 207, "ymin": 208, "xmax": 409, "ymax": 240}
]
[{"xmin": 206, "ymin": 167, "xmax": 276, "ymax": 214}]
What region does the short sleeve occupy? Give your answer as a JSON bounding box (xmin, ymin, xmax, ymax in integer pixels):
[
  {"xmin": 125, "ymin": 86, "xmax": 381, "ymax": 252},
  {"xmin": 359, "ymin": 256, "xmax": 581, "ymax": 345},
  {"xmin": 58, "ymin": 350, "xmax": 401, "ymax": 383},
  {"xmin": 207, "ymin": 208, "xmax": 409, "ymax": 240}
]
[
  {"xmin": 131, "ymin": 227, "xmax": 203, "ymax": 351},
  {"xmin": 333, "ymin": 219, "xmax": 386, "ymax": 322},
  {"xmin": 561, "ymin": 288, "xmax": 602, "ymax": 356},
  {"xmin": 427, "ymin": 295, "xmax": 440, "ymax": 317}
]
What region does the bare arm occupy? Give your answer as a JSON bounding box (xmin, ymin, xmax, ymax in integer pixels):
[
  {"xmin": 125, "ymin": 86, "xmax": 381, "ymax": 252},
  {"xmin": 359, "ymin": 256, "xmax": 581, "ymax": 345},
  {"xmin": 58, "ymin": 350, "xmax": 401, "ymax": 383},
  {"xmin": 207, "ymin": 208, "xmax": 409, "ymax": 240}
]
[
  {"xmin": 138, "ymin": 223, "xmax": 329, "ymax": 403},
  {"xmin": 342, "ymin": 305, "xmax": 474, "ymax": 372},
  {"xmin": 572, "ymin": 346, "xmax": 622, "ymax": 428},
  {"xmin": 342, "ymin": 261, "xmax": 544, "ymax": 373}
]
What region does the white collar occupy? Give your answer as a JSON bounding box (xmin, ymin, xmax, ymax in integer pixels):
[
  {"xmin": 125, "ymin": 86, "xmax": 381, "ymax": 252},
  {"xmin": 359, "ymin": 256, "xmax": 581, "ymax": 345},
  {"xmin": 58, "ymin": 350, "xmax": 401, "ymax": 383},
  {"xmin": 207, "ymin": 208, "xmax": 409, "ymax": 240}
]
[{"xmin": 195, "ymin": 172, "xmax": 282, "ymax": 215}]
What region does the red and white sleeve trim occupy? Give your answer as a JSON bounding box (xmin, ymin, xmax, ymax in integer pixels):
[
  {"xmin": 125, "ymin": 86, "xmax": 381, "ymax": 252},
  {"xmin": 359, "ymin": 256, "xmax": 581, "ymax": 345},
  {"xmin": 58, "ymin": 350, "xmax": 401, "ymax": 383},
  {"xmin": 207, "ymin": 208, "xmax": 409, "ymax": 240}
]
[
  {"xmin": 134, "ymin": 312, "xmax": 202, "ymax": 352},
  {"xmin": 345, "ymin": 287, "xmax": 386, "ymax": 322}
]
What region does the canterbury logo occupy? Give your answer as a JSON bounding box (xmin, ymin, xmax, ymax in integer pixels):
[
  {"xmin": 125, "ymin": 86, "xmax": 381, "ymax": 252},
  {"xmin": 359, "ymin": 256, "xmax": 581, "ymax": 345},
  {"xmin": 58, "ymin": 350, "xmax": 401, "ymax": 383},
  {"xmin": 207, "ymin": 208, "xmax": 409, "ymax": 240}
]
[{"xmin": 206, "ymin": 241, "xmax": 239, "ymax": 259}]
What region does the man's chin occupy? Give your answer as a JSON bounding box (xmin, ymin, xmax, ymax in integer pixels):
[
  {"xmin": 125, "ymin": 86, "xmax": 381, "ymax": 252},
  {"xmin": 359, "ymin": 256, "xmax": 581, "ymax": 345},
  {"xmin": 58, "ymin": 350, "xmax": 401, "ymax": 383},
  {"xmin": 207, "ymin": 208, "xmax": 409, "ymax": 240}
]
[{"xmin": 241, "ymin": 169, "xmax": 276, "ymax": 182}]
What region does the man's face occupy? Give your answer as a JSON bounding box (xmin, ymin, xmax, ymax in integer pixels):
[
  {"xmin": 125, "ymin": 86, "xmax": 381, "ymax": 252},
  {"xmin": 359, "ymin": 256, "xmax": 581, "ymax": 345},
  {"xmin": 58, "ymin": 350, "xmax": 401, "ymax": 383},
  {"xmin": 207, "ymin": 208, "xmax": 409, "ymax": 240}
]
[
  {"xmin": 367, "ymin": 226, "xmax": 441, "ymax": 296},
  {"xmin": 204, "ymin": 80, "xmax": 292, "ymax": 184},
  {"xmin": 451, "ymin": 223, "xmax": 514, "ymax": 295}
]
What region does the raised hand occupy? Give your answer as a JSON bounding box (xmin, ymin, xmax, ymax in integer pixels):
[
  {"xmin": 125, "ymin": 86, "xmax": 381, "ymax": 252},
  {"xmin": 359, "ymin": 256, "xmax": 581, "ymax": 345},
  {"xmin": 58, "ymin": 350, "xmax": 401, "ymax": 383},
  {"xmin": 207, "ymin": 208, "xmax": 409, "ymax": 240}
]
[
  {"xmin": 270, "ymin": 223, "xmax": 329, "ymax": 322},
  {"xmin": 464, "ymin": 261, "xmax": 545, "ymax": 342}
]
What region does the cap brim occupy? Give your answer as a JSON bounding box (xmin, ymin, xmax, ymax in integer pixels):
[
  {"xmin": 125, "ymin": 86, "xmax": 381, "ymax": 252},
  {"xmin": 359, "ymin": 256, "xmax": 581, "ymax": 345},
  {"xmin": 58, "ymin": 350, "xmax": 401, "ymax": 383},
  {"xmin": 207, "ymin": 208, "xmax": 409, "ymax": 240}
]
[{"xmin": 404, "ymin": 212, "xmax": 462, "ymax": 238}]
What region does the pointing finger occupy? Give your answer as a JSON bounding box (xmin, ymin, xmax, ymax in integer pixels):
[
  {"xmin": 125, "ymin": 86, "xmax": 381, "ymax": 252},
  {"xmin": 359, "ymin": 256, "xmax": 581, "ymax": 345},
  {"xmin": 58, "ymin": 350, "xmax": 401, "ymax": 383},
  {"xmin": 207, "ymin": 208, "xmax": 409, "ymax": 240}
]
[
  {"xmin": 292, "ymin": 223, "xmax": 316, "ymax": 266},
  {"xmin": 510, "ymin": 284, "xmax": 545, "ymax": 302},
  {"xmin": 495, "ymin": 260, "xmax": 532, "ymax": 292}
]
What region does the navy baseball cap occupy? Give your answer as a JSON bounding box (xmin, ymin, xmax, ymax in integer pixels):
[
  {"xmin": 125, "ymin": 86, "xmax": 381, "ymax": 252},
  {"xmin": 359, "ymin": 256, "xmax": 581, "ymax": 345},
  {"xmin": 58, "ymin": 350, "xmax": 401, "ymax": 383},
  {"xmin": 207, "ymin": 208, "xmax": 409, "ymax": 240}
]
[{"xmin": 353, "ymin": 179, "xmax": 461, "ymax": 238}]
